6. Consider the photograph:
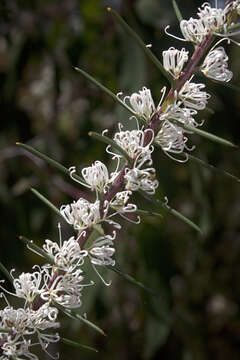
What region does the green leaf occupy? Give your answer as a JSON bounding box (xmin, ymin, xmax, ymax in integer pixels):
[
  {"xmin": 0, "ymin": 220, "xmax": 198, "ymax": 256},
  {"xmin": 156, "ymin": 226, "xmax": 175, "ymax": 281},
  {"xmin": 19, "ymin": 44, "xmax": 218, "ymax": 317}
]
[
  {"xmin": 61, "ymin": 337, "xmax": 98, "ymax": 353},
  {"xmin": 62, "ymin": 308, "xmax": 106, "ymax": 336},
  {"xmin": 107, "ymin": 7, "xmax": 172, "ymax": 84},
  {"xmin": 171, "ymin": 121, "xmax": 238, "ymax": 148},
  {"xmin": 135, "ymin": 209, "xmax": 163, "ymax": 219},
  {"xmin": 107, "ymin": 264, "xmax": 158, "ymax": 295},
  {"xmin": 172, "ymin": 0, "xmax": 183, "ymax": 22},
  {"xmin": 16, "ymin": 142, "xmax": 86, "ymax": 185},
  {"xmin": 0, "ymin": 261, "xmax": 12, "ymax": 283},
  {"xmin": 188, "ymin": 154, "xmax": 240, "ymax": 182},
  {"xmin": 31, "ymin": 188, "xmax": 62, "ymax": 218},
  {"xmin": 89, "ymin": 131, "xmax": 132, "ymax": 163},
  {"xmin": 217, "ymin": 81, "xmax": 240, "ymax": 93},
  {"xmin": 74, "ymin": 67, "xmax": 138, "ymax": 116},
  {"xmin": 18, "ymin": 235, "xmax": 54, "ymax": 264},
  {"xmin": 139, "ymin": 190, "xmax": 202, "ymax": 234}
]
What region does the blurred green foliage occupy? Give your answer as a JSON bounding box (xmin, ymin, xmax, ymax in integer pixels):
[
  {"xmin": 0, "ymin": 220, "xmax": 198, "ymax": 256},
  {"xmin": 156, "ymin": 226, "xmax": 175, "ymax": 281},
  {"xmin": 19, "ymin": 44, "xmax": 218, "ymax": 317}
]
[{"xmin": 1, "ymin": 0, "xmax": 240, "ymax": 359}]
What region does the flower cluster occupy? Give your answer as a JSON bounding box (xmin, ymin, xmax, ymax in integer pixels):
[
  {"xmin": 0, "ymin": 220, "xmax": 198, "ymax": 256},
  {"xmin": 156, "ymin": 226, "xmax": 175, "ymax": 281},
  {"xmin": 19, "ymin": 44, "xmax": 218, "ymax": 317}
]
[
  {"xmin": 179, "ymin": 1, "xmax": 238, "ymax": 44},
  {"xmin": 0, "ymin": 303, "xmax": 59, "ymax": 359},
  {"xmin": 1, "ymin": 1, "xmax": 240, "ymax": 359},
  {"xmin": 0, "ymin": 225, "xmax": 118, "ymax": 358}
]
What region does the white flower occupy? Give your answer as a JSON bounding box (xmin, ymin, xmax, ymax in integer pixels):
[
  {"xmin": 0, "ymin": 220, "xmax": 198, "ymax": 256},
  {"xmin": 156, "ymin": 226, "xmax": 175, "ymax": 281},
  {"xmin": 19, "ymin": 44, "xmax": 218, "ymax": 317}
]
[
  {"xmin": 179, "ymin": 80, "xmax": 210, "ymax": 110},
  {"xmin": 1, "ymin": 337, "xmax": 37, "ymax": 360},
  {"xmin": 13, "ymin": 271, "xmax": 42, "ymax": 303},
  {"xmin": 160, "ymin": 102, "xmax": 199, "ymax": 128},
  {"xmin": 81, "ymin": 161, "xmax": 109, "ymax": 192},
  {"xmin": 110, "ymin": 191, "xmax": 137, "ymax": 214},
  {"xmin": 43, "ymin": 237, "xmax": 87, "ymax": 272},
  {"xmin": 0, "ymin": 307, "xmax": 30, "ymax": 336},
  {"xmin": 40, "ymin": 267, "xmax": 86, "ymax": 309},
  {"xmin": 107, "ymin": 124, "xmax": 154, "ymax": 160},
  {"xmin": 155, "ymin": 120, "xmax": 188, "ymax": 156},
  {"xmin": 60, "ymin": 198, "xmax": 100, "ymax": 231},
  {"xmin": 121, "ymin": 87, "xmax": 156, "ymax": 120},
  {"xmin": 197, "ymin": 3, "xmax": 226, "ymax": 32},
  {"xmin": 0, "ymin": 304, "xmax": 59, "ymax": 359},
  {"xmin": 30, "ymin": 304, "xmax": 59, "ymax": 331},
  {"xmin": 180, "ymin": 18, "xmax": 209, "ymax": 44},
  {"xmin": 89, "ymin": 234, "xmax": 115, "ymax": 266},
  {"xmin": 112, "ymin": 127, "xmax": 152, "ymax": 160},
  {"xmin": 124, "ymin": 167, "xmax": 158, "ymax": 195},
  {"xmin": 163, "ymin": 47, "xmax": 189, "ymax": 79},
  {"xmin": 201, "ymin": 46, "xmax": 233, "ymax": 82}
]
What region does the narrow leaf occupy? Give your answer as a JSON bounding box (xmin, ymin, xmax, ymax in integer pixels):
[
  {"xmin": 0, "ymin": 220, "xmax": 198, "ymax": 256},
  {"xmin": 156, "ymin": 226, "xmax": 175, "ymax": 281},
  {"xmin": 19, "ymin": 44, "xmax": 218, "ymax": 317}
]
[
  {"xmin": 16, "ymin": 142, "xmax": 86, "ymax": 185},
  {"xmin": 18, "ymin": 235, "xmax": 54, "ymax": 264},
  {"xmin": 172, "ymin": 121, "xmax": 238, "ymax": 148},
  {"xmin": 135, "ymin": 209, "xmax": 163, "ymax": 218},
  {"xmin": 61, "ymin": 337, "xmax": 98, "ymax": 353},
  {"xmin": 63, "ymin": 309, "xmax": 106, "ymax": 336},
  {"xmin": 74, "ymin": 67, "xmax": 137, "ymax": 116},
  {"xmin": 219, "ymin": 82, "xmax": 240, "ymax": 93},
  {"xmin": 107, "ymin": 264, "xmax": 158, "ymax": 295},
  {"xmin": 89, "ymin": 131, "xmax": 132, "ymax": 163},
  {"xmin": 31, "ymin": 188, "xmax": 62, "ymax": 217},
  {"xmin": 16, "ymin": 142, "xmax": 68, "ymax": 174},
  {"xmin": 107, "ymin": 7, "xmax": 172, "ymax": 84},
  {"xmin": 188, "ymin": 154, "xmax": 240, "ymax": 182},
  {"xmin": 172, "ymin": 0, "xmax": 183, "ymax": 22},
  {"xmin": 139, "ymin": 190, "xmax": 202, "ymax": 234},
  {"xmin": 0, "ymin": 261, "xmax": 12, "ymax": 283}
]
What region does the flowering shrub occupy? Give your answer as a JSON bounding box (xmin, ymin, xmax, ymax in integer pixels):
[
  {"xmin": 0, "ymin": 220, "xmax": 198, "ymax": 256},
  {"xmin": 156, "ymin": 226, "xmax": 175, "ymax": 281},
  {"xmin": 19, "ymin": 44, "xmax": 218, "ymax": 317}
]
[{"xmin": 1, "ymin": 1, "xmax": 240, "ymax": 358}]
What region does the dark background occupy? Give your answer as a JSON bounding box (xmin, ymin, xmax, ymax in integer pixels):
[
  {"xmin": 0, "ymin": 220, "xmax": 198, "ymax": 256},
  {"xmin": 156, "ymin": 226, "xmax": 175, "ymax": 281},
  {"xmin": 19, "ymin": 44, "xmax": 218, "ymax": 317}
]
[{"xmin": 1, "ymin": 0, "xmax": 240, "ymax": 359}]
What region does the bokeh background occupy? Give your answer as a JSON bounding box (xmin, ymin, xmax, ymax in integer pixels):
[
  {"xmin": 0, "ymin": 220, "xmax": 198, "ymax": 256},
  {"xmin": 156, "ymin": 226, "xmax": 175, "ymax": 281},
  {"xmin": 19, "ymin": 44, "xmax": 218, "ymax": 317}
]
[{"xmin": 1, "ymin": 0, "xmax": 240, "ymax": 359}]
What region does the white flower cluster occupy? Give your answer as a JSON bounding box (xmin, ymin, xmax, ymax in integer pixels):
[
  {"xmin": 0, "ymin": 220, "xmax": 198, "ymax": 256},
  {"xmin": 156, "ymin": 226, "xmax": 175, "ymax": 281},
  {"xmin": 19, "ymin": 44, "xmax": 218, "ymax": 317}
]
[
  {"xmin": 0, "ymin": 227, "xmax": 117, "ymax": 358},
  {"xmin": 0, "ymin": 303, "xmax": 59, "ymax": 360},
  {"xmin": 1, "ymin": 2, "xmax": 239, "ymax": 359},
  {"xmin": 180, "ymin": 1, "xmax": 237, "ymax": 44}
]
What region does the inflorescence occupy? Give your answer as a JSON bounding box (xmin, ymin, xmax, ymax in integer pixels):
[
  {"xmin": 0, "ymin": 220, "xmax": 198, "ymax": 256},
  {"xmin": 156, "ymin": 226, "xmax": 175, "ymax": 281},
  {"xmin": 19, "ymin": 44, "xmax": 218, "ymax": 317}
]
[{"xmin": 1, "ymin": 1, "xmax": 240, "ymax": 359}]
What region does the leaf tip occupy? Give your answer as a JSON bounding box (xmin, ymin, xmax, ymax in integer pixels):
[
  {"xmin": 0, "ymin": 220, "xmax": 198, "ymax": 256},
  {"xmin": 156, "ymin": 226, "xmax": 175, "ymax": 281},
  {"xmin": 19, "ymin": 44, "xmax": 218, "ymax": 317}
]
[
  {"xmin": 106, "ymin": 6, "xmax": 112, "ymax": 12},
  {"xmin": 15, "ymin": 142, "xmax": 21, "ymax": 145},
  {"xmin": 18, "ymin": 235, "xmax": 23, "ymax": 240},
  {"xmin": 88, "ymin": 131, "xmax": 93, "ymax": 136}
]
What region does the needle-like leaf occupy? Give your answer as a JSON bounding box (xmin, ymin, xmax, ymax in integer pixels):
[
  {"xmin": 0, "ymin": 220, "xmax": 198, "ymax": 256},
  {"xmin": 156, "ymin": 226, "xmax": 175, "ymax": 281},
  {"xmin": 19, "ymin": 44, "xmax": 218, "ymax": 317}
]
[
  {"xmin": 0, "ymin": 261, "xmax": 12, "ymax": 283},
  {"xmin": 31, "ymin": 188, "xmax": 62, "ymax": 218},
  {"xmin": 188, "ymin": 154, "xmax": 240, "ymax": 182},
  {"xmin": 172, "ymin": 0, "xmax": 183, "ymax": 22},
  {"xmin": 16, "ymin": 142, "xmax": 86, "ymax": 185},
  {"xmin": 139, "ymin": 190, "xmax": 203, "ymax": 234},
  {"xmin": 107, "ymin": 7, "xmax": 173, "ymax": 84},
  {"xmin": 89, "ymin": 131, "xmax": 132, "ymax": 163},
  {"xmin": 107, "ymin": 264, "xmax": 158, "ymax": 295},
  {"xmin": 61, "ymin": 337, "xmax": 98, "ymax": 352}
]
